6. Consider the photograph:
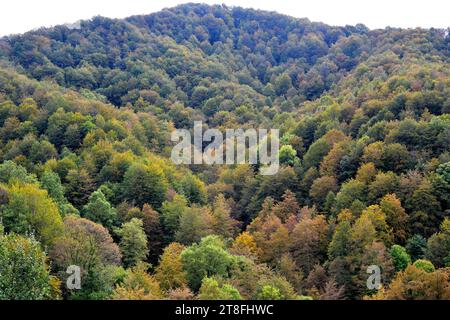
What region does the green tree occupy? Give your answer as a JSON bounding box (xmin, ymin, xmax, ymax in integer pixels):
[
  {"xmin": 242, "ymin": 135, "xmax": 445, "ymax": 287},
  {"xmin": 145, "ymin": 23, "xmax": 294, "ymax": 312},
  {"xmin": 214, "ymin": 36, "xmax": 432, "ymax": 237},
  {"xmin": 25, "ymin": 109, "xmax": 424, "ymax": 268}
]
[
  {"xmin": 126, "ymin": 204, "xmax": 164, "ymax": 264},
  {"xmin": 122, "ymin": 163, "xmax": 168, "ymax": 208},
  {"xmin": 405, "ymin": 234, "xmax": 427, "ymax": 262},
  {"xmin": 425, "ymin": 219, "xmax": 450, "ymax": 267},
  {"xmin": 117, "ymin": 218, "xmax": 148, "ymax": 268},
  {"xmin": 161, "ymin": 194, "xmax": 189, "ymax": 239},
  {"xmin": 390, "ymin": 245, "xmax": 411, "ymax": 271},
  {"xmin": 198, "ymin": 277, "xmax": 242, "ymax": 300},
  {"xmin": 0, "ymin": 160, "xmax": 38, "ymax": 184},
  {"xmin": 180, "ymin": 173, "xmax": 207, "ymax": 205},
  {"xmin": 181, "ymin": 235, "xmax": 237, "ymax": 291},
  {"xmin": 0, "ymin": 183, "xmax": 63, "ymax": 246},
  {"xmin": 0, "ymin": 234, "xmax": 52, "ymax": 299},
  {"xmin": 257, "ymin": 285, "xmax": 283, "ymax": 300},
  {"xmin": 413, "ymin": 259, "xmax": 435, "ymax": 273},
  {"xmin": 279, "ymin": 145, "xmax": 298, "ymax": 166},
  {"xmin": 41, "ymin": 170, "xmax": 66, "ymax": 205},
  {"xmin": 83, "ymin": 189, "xmax": 117, "ymax": 230}
]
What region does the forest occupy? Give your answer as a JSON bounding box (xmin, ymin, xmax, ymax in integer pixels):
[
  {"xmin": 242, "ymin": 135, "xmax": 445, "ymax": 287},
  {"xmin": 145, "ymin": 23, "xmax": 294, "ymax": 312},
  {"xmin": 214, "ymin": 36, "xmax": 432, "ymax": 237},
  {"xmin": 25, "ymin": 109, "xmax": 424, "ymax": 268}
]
[{"xmin": 0, "ymin": 3, "xmax": 449, "ymax": 300}]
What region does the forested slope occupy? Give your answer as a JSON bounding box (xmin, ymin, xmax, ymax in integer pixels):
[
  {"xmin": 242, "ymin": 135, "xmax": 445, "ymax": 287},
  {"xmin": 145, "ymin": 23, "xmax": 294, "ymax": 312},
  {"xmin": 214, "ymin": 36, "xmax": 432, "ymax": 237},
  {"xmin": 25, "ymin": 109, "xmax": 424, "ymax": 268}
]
[{"xmin": 0, "ymin": 3, "xmax": 449, "ymax": 300}]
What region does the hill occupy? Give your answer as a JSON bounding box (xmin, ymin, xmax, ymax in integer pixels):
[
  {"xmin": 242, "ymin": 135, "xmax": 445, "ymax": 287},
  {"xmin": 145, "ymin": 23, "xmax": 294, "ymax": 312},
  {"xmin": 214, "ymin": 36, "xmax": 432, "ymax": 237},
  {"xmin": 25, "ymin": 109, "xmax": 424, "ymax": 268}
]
[{"xmin": 0, "ymin": 3, "xmax": 449, "ymax": 300}]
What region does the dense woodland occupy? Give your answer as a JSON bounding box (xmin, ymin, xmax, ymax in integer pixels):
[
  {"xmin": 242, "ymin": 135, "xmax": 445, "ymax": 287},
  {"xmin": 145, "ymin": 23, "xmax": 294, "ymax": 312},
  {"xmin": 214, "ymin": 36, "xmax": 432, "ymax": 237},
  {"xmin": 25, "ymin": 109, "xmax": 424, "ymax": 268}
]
[{"xmin": 0, "ymin": 3, "xmax": 449, "ymax": 300}]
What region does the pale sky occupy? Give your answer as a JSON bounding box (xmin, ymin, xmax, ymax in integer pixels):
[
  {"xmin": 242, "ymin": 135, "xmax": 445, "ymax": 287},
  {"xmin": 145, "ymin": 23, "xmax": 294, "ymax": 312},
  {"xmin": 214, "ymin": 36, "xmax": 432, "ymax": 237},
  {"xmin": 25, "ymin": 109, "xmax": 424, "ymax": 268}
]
[{"xmin": 1, "ymin": 0, "xmax": 449, "ymax": 37}]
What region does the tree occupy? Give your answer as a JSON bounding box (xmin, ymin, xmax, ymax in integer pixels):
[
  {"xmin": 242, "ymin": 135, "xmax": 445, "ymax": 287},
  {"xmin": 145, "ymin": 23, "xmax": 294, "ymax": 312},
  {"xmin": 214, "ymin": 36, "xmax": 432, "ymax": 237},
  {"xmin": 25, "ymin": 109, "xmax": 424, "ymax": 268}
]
[
  {"xmin": 255, "ymin": 273, "xmax": 301, "ymax": 300},
  {"xmin": 274, "ymin": 73, "xmax": 292, "ymax": 96},
  {"xmin": 247, "ymin": 209, "xmax": 289, "ymax": 263},
  {"xmin": 65, "ymin": 168, "xmax": 95, "ymax": 208},
  {"xmin": 413, "ymin": 259, "xmax": 435, "ymax": 273},
  {"xmin": 0, "ymin": 234, "xmax": 52, "ymax": 300},
  {"xmin": 0, "ymin": 160, "xmax": 38, "ymax": 184},
  {"xmin": 126, "ymin": 204, "xmax": 164, "ymax": 264},
  {"xmin": 355, "ymin": 162, "xmax": 377, "ymax": 184},
  {"xmin": 198, "ymin": 277, "xmax": 242, "ymax": 300},
  {"xmin": 180, "ymin": 173, "xmax": 207, "ymax": 205},
  {"xmin": 279, "ymin": 145, "xmax": 298, "ymax": 166},
  {"xmin": 160, "ymin": 194, "xmax": 188, "ymax": 239},
  {"xmin": 277, "ymin": 253, "xmax": 303, "ymax": 293},
  {"xmin": 181, "ymin": 235, "xmax": 237, "ymax": 291},
  {"xmin": 319, "ymin": 278, "xmax": 346, "ymax": 300},
  {"xmin": 405, "ymin": 234, "xmax": 427, "ymax": 262},
  {"xmin": 380, "ymin": 194, "xmax": 408, "ymax": 244},
  {"xmin": 272, "ymin": 190, "xmax": 300, "ymax": 223},
  {"xmin": 390, "ymin": 245, "xmax": 411, "ymax": 271},
  {"xmin": 0, "ymin": 183, "xmax": 63, "ymax": 246},
  {"xmin": 49, "ymin": 215, "xmax": 121, "ymax": 289},
  {"xmin": 305, "ymin": 264, "xmax": 328, "ymax": 294},
  {"xmin": 334, "ymin": 179, "xmax": 367, "ymax": 213},
  {"xmin": 40, "ymin": 170, "xmax": 66, "ymax": 205},
  {"xmin": 360, "ymin": 205, "xmax": 393, "ymax": 247},
  {"xmin": 425, "ymin": 218, "xmax": 450, "ymax": 267},
  {"xmin": 155, "ymin": 243, "xmax": 188, "ymax": 290},
  {"xmin": 257, "ymin": 285, "xmax": 283, "ymax": 300},
  {"xmin": 113, "ymin": 262, "xmax": 163, "ymax": 300},
  {"xmin": 83, "ymin": 189, "xmax": 117, "ymax": 230},
  {"xmin": 211, "ymin": 194, "xmax": 239, "ymax": 239},
  {"xmin": 122, "ymin": 163, "xmax": 168, "ymax": 209},
  {"xmin": 117, "ymin": 218, "xmax": 148, "ymax": 268},
  {"xmin": 175, "ymin": 206, "xmax": 213, "ymax": 245},
  {"xmin": 368, "ymin": 172, "xmax": 399, "ymax": 203},
  {"xmin": 380, "ymin": 265, "xmax": 450, "ymax": 300}
]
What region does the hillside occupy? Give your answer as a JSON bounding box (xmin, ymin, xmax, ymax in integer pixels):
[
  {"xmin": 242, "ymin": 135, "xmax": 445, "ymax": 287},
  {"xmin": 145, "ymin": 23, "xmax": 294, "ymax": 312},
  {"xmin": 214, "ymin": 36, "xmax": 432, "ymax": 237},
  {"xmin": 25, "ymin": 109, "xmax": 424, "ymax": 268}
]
[{"xmin": 0, "ymin": 3, "xmax": 449, "ymax": 300}]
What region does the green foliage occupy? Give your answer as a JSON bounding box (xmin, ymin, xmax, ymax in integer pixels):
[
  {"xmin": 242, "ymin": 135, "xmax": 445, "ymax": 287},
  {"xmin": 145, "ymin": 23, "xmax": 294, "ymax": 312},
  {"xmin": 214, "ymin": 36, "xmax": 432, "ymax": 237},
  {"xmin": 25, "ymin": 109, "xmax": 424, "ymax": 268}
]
[
  {"xmin": 122, "ymin": 163, "xmax": 168, "ymax": 209},
  {"xmin": 279, "ymin": 145, "xmax": 298, "ymax": 166},
  {"xmin": 0, "ymin": 161, "xmax": 37, "ymax": 184},
  {"xmin": 181, "ymin": 236, "xmax": 238, "ymax": 291},
  {"xmin": 198, "ymin": 277, "xmax": 242, "ymax": 300},
  {"xmin": 412, "ymin": 259, "xmax": 435, "ymax": 273},
  {"xmin": 160, "ymin": 194, "xmax": 188, "ymax": 238},
  {"xmin": 257, "ymin": 285, "xmax": 283, "ymax": 300},
  {"xmin": 83, "ymin": 189, "xmax": 117, "ymax": 230},
  {"xmin": 405, "ymin": 235, "xmax": 427, "ymax": 262},
  {"xmin": 0, "ymin": 3, "xmax": 448, "ymax": 301},
  {"xmin": 41, "ymin": 170, "xmax": 66, "ymax": 205},
  {"xmin": 117, "ymin": 218, "xmax": 148, "ymax": 268},
  {"xmin": 0, "ymin": 234, "xmax": 52, "ymax": 299},
  {"xmin": 390, "ymin": 245, "xmax": 411, "ymax": 271},
  {"xmin": 0, "ymin": 183, "xmax": 63, "ymax": 246}
]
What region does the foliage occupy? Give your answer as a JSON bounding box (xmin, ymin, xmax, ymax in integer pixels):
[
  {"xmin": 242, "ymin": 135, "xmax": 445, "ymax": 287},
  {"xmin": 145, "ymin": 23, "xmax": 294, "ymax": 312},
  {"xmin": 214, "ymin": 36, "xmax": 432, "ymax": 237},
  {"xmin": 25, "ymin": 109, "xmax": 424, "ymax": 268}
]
[
  {"xmin": 0, "ymin": 3, "xmax": 448, "ymax": 301},
  {"xmin": 117, "ymin": 218, "xmax": 148, "ymax": 268},
  {"xmin": 0, "ymin": 234, "xmax": 52, "ymax": 299}
]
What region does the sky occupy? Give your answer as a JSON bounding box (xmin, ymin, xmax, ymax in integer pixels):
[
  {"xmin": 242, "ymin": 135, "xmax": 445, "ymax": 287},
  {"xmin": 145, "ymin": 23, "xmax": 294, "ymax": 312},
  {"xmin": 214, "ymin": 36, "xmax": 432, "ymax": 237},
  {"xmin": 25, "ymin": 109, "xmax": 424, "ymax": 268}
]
[{"xmin": 0, "ymin": 0, "xmax": 449, "ymax": 37}]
